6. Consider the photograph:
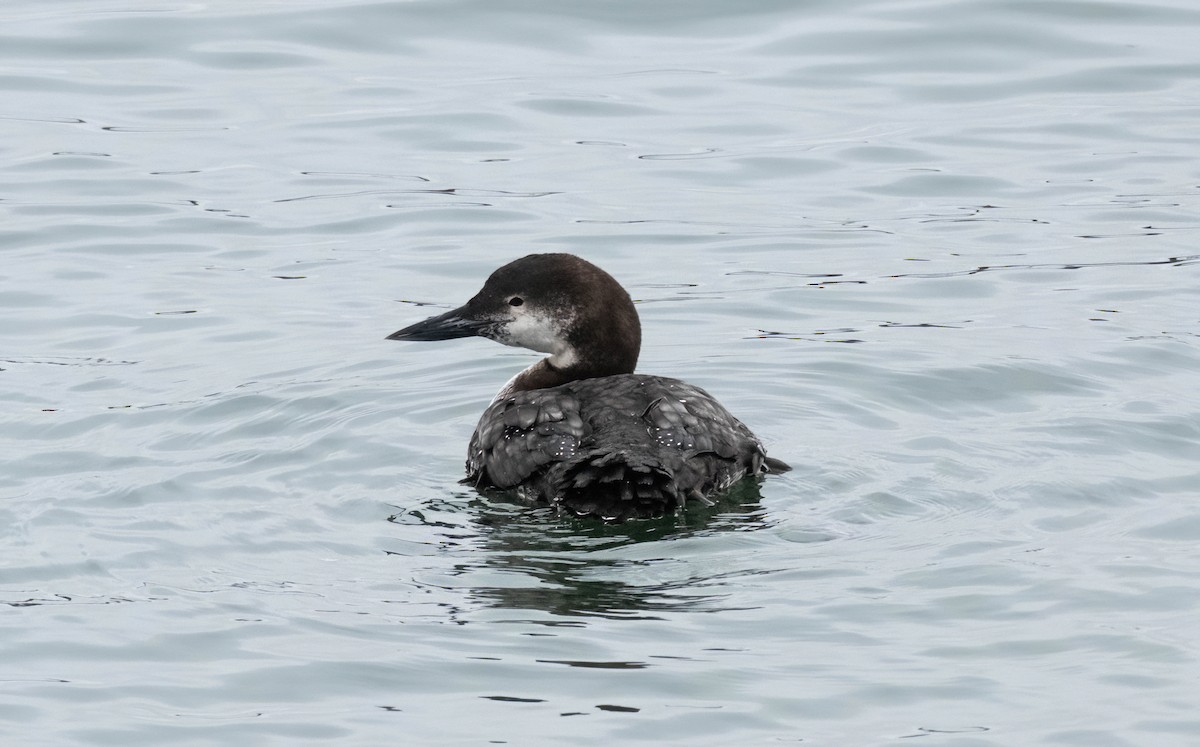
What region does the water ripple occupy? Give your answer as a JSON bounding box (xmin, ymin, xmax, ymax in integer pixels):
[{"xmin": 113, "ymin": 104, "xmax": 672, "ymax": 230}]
[{"xmin": 3, "ymin": 0, "xmax": 1199, "ymax": 744}]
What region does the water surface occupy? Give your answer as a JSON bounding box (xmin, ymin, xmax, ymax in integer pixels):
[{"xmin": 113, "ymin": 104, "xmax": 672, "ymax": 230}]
[{"xmin": 3, "ymin": 1, "xmax": 1200, "ymax": 744}]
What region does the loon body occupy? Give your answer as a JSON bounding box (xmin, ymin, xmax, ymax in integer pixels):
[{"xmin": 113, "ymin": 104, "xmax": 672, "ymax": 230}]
[{"xmin": 387, "ymin": 253, "xmax": 788, "ymax": 521}]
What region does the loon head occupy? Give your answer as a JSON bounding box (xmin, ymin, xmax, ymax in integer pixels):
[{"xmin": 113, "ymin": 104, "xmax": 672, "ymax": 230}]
[{"xmin": 387, "ymin": 253, "xmax": 642, "ymax": 388}]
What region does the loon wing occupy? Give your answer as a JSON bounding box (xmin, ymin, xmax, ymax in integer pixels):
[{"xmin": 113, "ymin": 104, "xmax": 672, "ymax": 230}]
[{"xmin": 467, "ymin": 390, "xmax": 587, "ymax": 489}]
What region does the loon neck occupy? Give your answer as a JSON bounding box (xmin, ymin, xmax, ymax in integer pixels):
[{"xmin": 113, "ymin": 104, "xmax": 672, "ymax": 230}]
[{"xmin": 493, "ymin": 352, "xmax": 636, "ymax": 401}]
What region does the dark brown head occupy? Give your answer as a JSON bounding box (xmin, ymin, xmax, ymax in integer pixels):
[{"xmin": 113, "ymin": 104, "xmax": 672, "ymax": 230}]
[{"xmin": 387, "ymin": 253, "xmax": 641, "ymax": 384}]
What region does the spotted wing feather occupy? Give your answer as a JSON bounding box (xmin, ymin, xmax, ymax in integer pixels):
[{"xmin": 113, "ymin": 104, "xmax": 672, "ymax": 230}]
[{"xmin": 468, "ymin": 393, "xmax": 585, "ymax": 489}]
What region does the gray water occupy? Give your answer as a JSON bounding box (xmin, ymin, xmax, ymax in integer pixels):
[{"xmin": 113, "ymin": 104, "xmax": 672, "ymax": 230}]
[{"xmin": 3, "ymin": 0, "xmax": 1200, "ymax": 744}]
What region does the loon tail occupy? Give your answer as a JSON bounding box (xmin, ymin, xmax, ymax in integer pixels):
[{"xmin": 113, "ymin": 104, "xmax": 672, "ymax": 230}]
[
  {"xmin": 555, "ymin": 450, "xmax": 681, "ymax": 521},
  {"xmin": 552, "ymin": 445, "xmax": 782, "ymax": 521},
  {"xmin": 763, "ymin": 455, "xmax": 792, "ymax": 473}
]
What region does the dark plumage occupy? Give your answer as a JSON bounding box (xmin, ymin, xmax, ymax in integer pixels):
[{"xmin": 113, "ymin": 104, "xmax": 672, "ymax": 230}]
[{"xmin": 388, "ymin": 253, "xmax": 788, "ymax": 521}]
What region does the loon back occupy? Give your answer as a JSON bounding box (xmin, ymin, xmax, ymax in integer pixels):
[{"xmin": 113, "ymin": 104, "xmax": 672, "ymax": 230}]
[{"xmin": 467, "ymin": 373, "xmax": 779, "ymax": 521}]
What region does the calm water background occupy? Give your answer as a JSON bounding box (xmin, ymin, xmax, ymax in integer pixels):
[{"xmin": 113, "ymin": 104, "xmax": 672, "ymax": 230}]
[{"xmin": 3, "ymin": 0, "xmax": 1199, "ymax": 744}]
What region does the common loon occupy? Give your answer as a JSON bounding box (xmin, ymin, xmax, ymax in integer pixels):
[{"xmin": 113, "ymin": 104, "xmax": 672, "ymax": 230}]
[{"xmin": 387, "ymin": 253, "xmax": 789, "ymax": 521}]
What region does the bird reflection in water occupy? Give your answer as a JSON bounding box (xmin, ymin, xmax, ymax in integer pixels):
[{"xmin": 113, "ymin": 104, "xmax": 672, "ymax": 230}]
[{"xmin": 387, "ymin": 480, "xmax": 772, "ymax": 620}]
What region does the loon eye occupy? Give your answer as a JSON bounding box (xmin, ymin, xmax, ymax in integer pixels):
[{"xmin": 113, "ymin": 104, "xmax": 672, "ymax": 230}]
[{"xmin": 508, "ymin": 296, "xmax": 524, "ymax": 307}]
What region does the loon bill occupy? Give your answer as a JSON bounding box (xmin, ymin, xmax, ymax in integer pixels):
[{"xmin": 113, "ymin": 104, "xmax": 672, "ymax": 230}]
[{"xmin": 388, "ymin": 253, "xmax": 789, "ymax": 521}]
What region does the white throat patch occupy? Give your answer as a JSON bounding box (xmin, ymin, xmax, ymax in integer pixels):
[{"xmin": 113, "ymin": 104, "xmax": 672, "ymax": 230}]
[
  {"xmin": 502, "ymin": 309, "xmax": 578, "ymax": 370},
  {"xmin": 503, "ymin": 310, "xmax": 569, "ymax": 354}
]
